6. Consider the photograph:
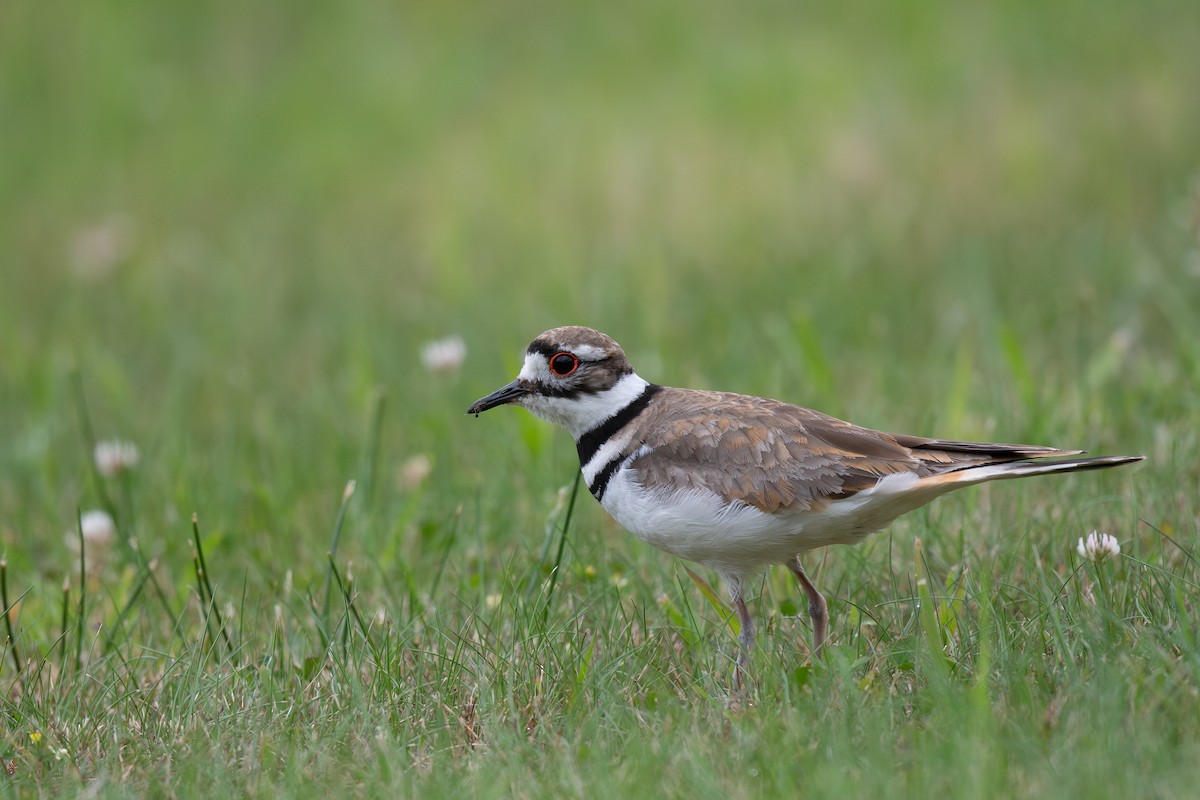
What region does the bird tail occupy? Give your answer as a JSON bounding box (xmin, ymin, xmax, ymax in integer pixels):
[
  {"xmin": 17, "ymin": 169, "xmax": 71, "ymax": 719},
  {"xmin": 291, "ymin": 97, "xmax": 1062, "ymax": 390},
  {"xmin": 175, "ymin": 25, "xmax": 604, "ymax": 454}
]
[{"xmin": 916, "ymin": 454, "xmax": 1145, "ymax": 490}]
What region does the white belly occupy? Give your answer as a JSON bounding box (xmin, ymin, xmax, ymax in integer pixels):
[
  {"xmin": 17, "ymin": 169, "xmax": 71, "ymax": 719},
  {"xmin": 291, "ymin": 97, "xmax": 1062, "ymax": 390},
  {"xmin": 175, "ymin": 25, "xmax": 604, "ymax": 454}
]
[{"xmin": 597, "ymin": 466, "xmax": 943, "ymax": 580}]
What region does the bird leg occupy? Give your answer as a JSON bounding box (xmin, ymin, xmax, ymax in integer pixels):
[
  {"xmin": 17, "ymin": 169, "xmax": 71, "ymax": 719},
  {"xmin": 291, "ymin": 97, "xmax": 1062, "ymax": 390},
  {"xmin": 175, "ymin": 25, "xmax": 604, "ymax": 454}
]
[
  {"xmin": 789, "ymin": 558, "xmax": 828, "ymax": 658},
  {"xmin": 733, "ymin": 595, "xmax": 756, "ymax": 690}
]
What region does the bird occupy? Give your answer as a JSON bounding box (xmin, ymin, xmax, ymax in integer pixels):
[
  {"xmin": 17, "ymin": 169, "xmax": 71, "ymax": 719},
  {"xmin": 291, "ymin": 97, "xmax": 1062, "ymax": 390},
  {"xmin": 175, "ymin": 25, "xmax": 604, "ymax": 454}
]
[{"xmin": 467, "ymin": 326, "xmax": 1143, "ymax": 679}]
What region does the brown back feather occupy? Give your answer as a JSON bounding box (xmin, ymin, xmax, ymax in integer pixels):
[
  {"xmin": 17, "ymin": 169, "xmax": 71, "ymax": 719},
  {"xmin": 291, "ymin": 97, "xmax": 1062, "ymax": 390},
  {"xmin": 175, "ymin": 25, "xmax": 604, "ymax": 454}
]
[{"xmin": 628, "ymin": 388, "xmax": 1076, "ymax": 514}]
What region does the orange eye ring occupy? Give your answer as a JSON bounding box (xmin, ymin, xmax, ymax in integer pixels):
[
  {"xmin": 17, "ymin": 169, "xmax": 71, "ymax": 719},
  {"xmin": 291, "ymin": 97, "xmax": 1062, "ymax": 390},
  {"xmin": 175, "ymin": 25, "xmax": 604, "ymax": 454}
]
[{"xmin": 549, "ymin": 352, "xmax": 580, "ymax": 377}]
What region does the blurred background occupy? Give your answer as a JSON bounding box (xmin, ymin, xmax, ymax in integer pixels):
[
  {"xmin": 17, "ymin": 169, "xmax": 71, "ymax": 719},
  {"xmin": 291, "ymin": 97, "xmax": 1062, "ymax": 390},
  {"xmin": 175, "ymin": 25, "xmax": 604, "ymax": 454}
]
[{"xmin": 1, "ymin": 0, "xmax": 1197, "ymax": 580}]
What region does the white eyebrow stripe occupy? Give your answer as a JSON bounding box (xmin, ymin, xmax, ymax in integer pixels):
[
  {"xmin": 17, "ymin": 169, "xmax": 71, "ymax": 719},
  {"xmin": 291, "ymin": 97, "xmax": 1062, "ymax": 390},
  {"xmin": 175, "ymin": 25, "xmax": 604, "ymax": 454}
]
[{"xmin": 571, "ymin": 344, "xmax": 606, "ymax": 360}]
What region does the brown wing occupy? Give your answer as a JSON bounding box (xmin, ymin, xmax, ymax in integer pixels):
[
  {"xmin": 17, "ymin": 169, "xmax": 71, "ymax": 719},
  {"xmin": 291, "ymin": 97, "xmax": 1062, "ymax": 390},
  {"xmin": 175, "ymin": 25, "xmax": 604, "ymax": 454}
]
[{"xmin": 628, "ymin": 388, "xmax": 1080, "ymax": 514}]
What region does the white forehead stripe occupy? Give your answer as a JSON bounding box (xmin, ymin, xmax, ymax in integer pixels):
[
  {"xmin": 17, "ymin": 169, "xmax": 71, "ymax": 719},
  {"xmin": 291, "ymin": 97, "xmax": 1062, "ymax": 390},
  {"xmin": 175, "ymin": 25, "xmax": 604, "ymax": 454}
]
[{"xmin": 517, "ymin": 352, "xmax": 545, "ymax": 381}]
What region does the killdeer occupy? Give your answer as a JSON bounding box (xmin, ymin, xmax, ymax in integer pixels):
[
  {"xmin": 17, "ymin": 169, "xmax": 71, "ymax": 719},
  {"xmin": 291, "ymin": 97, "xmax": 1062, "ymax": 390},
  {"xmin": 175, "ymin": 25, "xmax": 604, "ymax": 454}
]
[{"xmin": 468, "ymin": 326, "xmax": 1143, "ymax": 673}]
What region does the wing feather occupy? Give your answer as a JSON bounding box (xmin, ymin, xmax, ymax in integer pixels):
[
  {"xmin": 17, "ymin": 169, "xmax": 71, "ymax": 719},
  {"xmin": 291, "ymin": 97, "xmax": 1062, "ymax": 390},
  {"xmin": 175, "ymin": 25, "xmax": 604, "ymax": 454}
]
[{"xmin": 628, "ymin": 389, "xmax": 1076, "ymax": 514}]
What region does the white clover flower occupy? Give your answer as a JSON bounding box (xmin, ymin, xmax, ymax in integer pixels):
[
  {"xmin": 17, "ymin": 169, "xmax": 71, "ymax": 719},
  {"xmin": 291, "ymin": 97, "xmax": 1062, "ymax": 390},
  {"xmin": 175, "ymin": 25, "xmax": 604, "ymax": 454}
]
[
  {"xmin": 1077, "ymin": 531, "xmax": 1121, "ymax": 562},
  {"xmin": 94, "ymin": 439, "xmax": 140, "ymax": 476},
  {"xmin": 79, "ymin": 510, "xmax": 116, "ymax": 548},
  {"xmin": 69, "ymin": 214, "xmax": 134, "ymax": 279},
  {"xmin": 66, "ymin": 509, "xmax": 117, "ymax": 575},
  {"xmin": 419, "ymin": 335, "xmax": 466, "ymax": 374},
  {"xmin": 399, "ymin": 454, "xmax": 432, "ymax": 489}
]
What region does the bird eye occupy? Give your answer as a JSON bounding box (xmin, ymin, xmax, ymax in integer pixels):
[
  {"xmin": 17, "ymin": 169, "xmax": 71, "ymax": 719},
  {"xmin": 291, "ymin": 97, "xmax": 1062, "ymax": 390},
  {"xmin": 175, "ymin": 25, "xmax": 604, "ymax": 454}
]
[{"xmin": 549, "ymin": 352, "xmax": 580, "ymax": 377}]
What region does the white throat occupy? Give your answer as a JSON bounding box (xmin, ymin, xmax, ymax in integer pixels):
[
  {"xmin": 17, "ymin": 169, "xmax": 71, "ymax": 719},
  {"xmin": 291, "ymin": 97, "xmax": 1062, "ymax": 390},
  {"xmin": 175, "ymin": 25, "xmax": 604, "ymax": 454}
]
[{"xmin": 521, "ymin": 371, "xmax": 650, "ymax": 439}]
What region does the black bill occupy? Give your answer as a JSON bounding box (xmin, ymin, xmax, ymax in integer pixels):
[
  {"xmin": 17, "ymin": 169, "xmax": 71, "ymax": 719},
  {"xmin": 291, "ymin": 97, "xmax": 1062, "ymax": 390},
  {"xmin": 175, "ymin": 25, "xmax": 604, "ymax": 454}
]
[{"xmin": 467, "ymin": 380, "xmax": 530, "ymax": 416}]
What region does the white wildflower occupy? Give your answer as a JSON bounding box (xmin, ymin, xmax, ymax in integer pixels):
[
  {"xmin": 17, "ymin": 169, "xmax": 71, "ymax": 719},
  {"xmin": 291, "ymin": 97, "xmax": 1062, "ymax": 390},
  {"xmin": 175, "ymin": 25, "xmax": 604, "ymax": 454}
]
[
  {"xmin": 1077, "ymin": 531, "xmax": 1121, "ymax": 562},
  {"xmin": 66, "ymin": 509, "xmax": 116, "ymax": 575},
  {"xmin": 69, "ymin": 215, "xmax": 134, "ymax": 279},
  {"xmin": 420, "ymin": 335, "xmax": 466, "ymax": 374},
  {"xmin": 94, "ymin": 439, "xmax": 140, "ymax": 476},
  {"xmin": 399, "ymin": 454, "xmax": 432, "ymax": 489},
  {"xmin": 79, "ymin": 510, "xmax": 116, "ymax": 548}
]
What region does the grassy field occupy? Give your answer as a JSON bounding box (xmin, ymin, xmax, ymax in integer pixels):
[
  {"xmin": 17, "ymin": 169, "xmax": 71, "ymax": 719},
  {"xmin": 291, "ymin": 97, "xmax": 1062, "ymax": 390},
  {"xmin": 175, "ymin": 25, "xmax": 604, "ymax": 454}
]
[{"xmin": 2, "ymin": 0, "xmax": 1199, "ymax": 796}]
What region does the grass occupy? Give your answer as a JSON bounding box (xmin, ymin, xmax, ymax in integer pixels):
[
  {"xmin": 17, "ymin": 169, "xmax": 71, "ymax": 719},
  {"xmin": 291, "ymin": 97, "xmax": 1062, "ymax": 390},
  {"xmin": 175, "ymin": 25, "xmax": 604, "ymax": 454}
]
[{"xmin": 2, "ymin": 0, "xmax": 1199, "ymax": 796}]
